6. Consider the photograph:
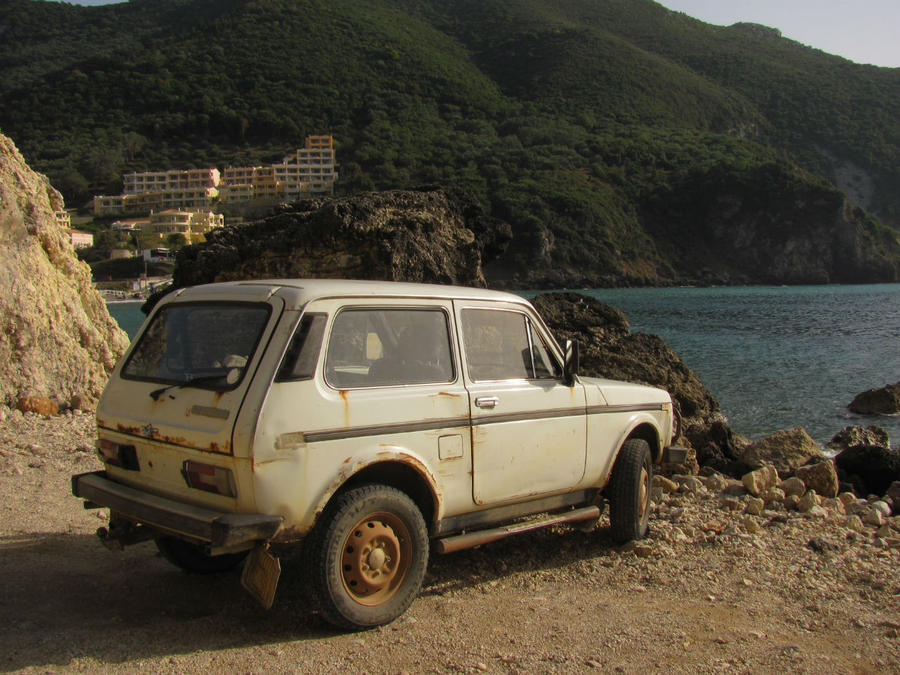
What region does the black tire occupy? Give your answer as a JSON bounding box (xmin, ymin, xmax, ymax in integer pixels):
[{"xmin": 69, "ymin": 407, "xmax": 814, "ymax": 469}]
[
  {"xmin": 608, "ymin": 438, "xmax": 653, "ymax": 543},
  {"xmin": 307, "ymin": 484, "xmax": 429, "ymax": 630},
  {"xmin": 155, "ymin": 536, "xmax": 248, "ymax": 574}
]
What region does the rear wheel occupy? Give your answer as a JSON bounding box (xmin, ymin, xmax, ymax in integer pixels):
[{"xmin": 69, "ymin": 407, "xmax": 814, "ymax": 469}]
[
  {"xmin": 308, "ymin": 484, "xmax": 428, "ymax": 630},
  {"xmin": 155, "ymin": 536, "xmax": 248, "ymax": 574},
  {"xmin": 608, "ymin": 438, "xmax": 653, "ymax": 543}
]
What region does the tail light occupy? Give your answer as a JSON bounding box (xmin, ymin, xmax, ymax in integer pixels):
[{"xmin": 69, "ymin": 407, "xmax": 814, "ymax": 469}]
[
  {"xmin": 97, "ymin": 439, "xmax": 139, "ymax": 471},
  {"xmin": 182, "ymin": 460, "xmax": 237, "ymax": 498}
]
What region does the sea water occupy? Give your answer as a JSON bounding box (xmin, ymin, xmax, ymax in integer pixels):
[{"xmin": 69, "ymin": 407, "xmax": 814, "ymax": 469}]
[{"xmin": 106, "ymin": 285, "xmax": 900, "ymax": 445}]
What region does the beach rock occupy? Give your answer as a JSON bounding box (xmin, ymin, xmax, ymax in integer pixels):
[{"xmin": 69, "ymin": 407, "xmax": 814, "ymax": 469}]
[
  {"xmin": 780, "ymin": 476, "xmax": 806, "ymax": 498},
  {"xmin": 835, "ymin": 444, "xmax": 900, "ymax": 497},
  {"xmin": 15, "ymin": 396, "xmax": 59, "ymax": 417},
  {"xmin": 848, "ymin": 382, "xmax": 900, "ymax": 415},
  {"xmin": 742, "ymin": 465, "xmax": 779, "ymax": 497},
  {"xmin": 797, "ymin": 490, "xmax": 819, "ymax": 513},
  {"xmin": 827, "ymin": 426, "xmax": 891, "ymax": 455},
  {"xmin": 795, "ymin": 460, "xmax": 839, "ymax": 498},
  {"xmin": 739, "ymin": 427, "xmax": 824, "ymax": 474},
  {"xmin": 0, "ymin": 133, "xmax": 129, "ymax": 409},
  {"xmin": 147, "ymin": 187, "xmax": 511, "ymax": 311}
]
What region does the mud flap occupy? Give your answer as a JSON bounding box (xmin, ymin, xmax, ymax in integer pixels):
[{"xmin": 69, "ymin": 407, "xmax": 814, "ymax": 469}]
[{"xmin": 241, "ymin": 544, "xmax": 281, "ymax": 610}]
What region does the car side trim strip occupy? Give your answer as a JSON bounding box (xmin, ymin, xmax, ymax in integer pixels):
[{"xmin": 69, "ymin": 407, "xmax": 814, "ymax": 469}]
[{"xmin": 302, "ymin": 403, "xmax": 663, "ymax": 443}]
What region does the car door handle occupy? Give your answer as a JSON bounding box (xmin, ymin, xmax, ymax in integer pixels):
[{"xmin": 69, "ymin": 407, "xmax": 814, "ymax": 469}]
[{"xmin": 475, "ymin": 396, "xmax": 499, "ymax": 409}]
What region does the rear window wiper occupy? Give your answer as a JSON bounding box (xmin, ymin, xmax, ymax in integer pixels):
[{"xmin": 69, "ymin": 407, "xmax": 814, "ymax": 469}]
[{"xmin": 149, "ymin": 374, "xmax": 229, "ymax": 401}]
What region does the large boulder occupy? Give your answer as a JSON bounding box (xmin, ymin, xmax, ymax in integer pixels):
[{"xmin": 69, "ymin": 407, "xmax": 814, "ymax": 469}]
[
  {"xmin": 848, "ymin": 382, "xmax": 900, "ymax": 415},
  {"xmin": 739, "ymin": 427, "xmax": 824, "ymax": 474},
  {"xmin": 148, "ymin": 187, "xmax": 511, "ymax": 311},
  {"xmin": 0, "ymin": 133, "xmax": 129, "ymax": 409},
  {"xmin": 835, "ymin": 444, "xmax": 900, "ymax": 497}
]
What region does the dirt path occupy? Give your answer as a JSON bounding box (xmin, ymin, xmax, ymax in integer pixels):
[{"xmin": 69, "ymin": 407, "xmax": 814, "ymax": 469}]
[{"xmin": 1, "ymin": 407, "xmax": 898, "ymax": 674}]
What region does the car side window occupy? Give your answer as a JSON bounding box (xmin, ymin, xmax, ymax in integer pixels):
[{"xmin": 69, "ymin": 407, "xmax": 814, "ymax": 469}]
[
  {"xmin": 275, "ymin": 313, "xmax": 327, "ymax": 382},
  {"xmin": 462, "ymin": 309, "xmax": 561, "ymax": 381},
  {"xmin": 325, "ymin": 308, "xmax": 454, "ymax": 388}
]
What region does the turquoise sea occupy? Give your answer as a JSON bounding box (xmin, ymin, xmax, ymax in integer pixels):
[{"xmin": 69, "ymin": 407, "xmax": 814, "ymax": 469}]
[{"xmin": 106, "ymin": 284, "xmax": 900, "ymax": 445}]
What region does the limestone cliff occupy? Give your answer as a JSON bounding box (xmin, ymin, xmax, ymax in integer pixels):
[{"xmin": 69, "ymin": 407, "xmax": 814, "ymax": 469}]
[
  {"xmin": 0, "ymin": 133, "xmax": 128, "ymax": 409},
  {"xmin": 152, "ymin": 187, "xmax": 511, "ymax": 305}
]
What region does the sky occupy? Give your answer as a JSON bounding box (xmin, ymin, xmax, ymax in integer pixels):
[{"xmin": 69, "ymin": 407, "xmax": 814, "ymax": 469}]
[
  {"xmin": 47, "ymin": 0, "xmax": 900, "ymax": 68},
  {"xmin": 657, "ymin": 0, "xmax": 900, "ymax": 68}
]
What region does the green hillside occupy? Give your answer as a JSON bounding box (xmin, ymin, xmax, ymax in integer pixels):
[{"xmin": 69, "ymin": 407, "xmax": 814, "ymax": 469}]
[{"xmin": 0, "ymin": 0, "xmax": 898, "ymax": 286}]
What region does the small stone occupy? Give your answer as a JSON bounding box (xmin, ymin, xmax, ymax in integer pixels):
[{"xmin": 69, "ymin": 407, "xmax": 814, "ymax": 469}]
[
  {"xmin": 805, "ymin": 505, "xmax": 829, "ymax": 519},
  {"xmin": 863, "ymin": 509, "xmax": 884, "ymax": 527},
  {"xmin": 762, "ymin": 487, "xmax": 786, "ymax": 503},
  {"xmin": 822, "ymin": 498, "xmax": 846, "ymax": 515},
  {"xmin": 720, "ymin": 496, "xmax": 744, "ymax": 511},
  {"xmin": 653, "ymin": 475, "xmax": 679, "ymax": 493},
  {"xmin": 844, "ymin": 515, "xmax": 866, "ymax": 532},
  {"xmin": 838, "ymin": 492, "xmax": 857, "ymax": 506},
  {"xmin": 741, "ymin": 516, "xmax": 761, "ymax": 534},
  {"xmin": 742, "ymin": 465, "xmax": 779, "ymax": 497},
  {"xmin": 16, "ymin": 396, "xmax": 59, "ymax": 417},
  {"xmin": 780, "ymin": 476, "xmax": 806, "ymax": 498},
  {"xmin": 797, "ymin": 489, "xmax": 819, "ymax": 513},
  {"xmin": 795, "ymin": 460, "xmax": 839, "ymax": 498},
  {"xmin": 783, "ymin": 495, "xmax": 800, "ymax": 510},
  {"xmin": 871, "ymin": 501, "xmax": 892, "ymax": 518},
  {"xmin": 745, "ymin": 497, "xmax": 765, "ymax": 516}
]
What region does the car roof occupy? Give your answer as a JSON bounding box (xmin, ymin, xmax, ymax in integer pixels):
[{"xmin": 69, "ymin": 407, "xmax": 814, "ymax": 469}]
[{"xmin": 169, "ymin": 278, "xmax": 531, "ymax": 309}]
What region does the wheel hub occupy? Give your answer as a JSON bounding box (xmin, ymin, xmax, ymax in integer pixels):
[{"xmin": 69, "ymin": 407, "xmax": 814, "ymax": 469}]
[{"xmin": 341, "ymin": 517, "xmax": 406, "ymax": 603}]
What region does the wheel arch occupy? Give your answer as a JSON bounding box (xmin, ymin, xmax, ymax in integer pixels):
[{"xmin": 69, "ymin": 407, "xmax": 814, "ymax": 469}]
[
  {"xmin": 315, "ymin": 456, "xmax": 440, "ymax": 533},
  {"xmin": 623, "ymin": 421, "xmax": 663, "ymax": 464}
]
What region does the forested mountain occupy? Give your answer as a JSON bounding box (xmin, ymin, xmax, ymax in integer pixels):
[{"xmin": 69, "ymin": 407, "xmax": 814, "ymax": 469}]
[{"xmin": 1, "ymin": 0, "xmax": 898, "ymax": 286}]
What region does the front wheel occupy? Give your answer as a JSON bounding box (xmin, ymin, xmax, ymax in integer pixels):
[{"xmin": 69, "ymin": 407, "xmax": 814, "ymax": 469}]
[
  {"xmin": 607, "ymin": 438, "xmax": 653, "ymax": 543},
  {"xmin": 307, "ymin": 484, "xmax": 429, "ymax": 630}
]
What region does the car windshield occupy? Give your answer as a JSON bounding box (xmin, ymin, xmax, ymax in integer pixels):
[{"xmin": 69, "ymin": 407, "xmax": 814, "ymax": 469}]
[{"xmin": 122, "ymin": 302, "xmax": 271, "ymax": 390}]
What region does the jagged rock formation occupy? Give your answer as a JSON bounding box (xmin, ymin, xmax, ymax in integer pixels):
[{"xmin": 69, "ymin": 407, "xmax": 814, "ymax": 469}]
[
  {"xmin": 154, "ymin": 187, "xmax": 511, "ymax": 305},
  {"xmin": 0, "ymin": 133, "xmax": 128, "ymax": 409}
]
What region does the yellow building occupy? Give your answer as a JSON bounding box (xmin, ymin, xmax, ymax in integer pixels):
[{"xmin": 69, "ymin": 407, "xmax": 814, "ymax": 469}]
[{"xmin": 139, "ymin": 209, "xmax": 225, "ymax": 247}]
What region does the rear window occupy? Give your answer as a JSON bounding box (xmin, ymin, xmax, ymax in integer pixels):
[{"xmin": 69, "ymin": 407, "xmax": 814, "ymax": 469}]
[{"xmin": 122, "ymin": 302, "xmax": 271, "ymax": 390}]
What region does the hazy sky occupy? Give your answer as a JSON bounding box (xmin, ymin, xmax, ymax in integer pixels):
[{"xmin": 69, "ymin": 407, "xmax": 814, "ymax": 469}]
[
  {"xmin": 48, "ymin": 0, "xmax": 900, "ymax": 68},
  {"xmin": 657, "ymin": 0, "xmax": 900, "ymax": 67}
]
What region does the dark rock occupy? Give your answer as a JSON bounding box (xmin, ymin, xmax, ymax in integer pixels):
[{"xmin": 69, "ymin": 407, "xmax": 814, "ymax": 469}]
[
  {"xmin": 835, "ymin": 444, "xmax": 900, "ymax": 497},
  {"xmin": 826, "ymin": 425, "xmax": 891, "ymax": 455},
  {"xmin": 685, "ymin": 419, "xmax": 750, "ymax": 478},
  {"xmin": 16, "ymin": 396, "xmax": 59, "ymax": 417},
  {"xmin": 146, "ymin": 187, "xmax": 511, "ymax": 312},
  {"xmin": 848, "ymin": 382, "xmax": 900, "ymax": 415},
  {"xmin": 739, "ymin": 427, "xmax": 824, "ymax": 474}
]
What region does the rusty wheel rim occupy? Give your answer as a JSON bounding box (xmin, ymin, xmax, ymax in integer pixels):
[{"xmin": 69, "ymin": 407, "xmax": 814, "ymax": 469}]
[
  {"xmin": 639, "ymin": 465, "xmax": 650, "ymax": 518},
  {"xmin": 340, "ymin": 512, "xmax": 412, "ymax": 606}
]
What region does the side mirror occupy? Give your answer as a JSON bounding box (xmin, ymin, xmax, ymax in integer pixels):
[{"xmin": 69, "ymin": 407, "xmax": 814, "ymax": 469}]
[{"xmin": 563, "ymin": 339, "xmax": 579, "ymax": 386}]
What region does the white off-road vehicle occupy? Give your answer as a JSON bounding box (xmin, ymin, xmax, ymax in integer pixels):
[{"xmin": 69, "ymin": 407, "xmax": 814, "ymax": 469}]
[{"xmin": 74, "ymin": 279, "xmax": 681, "ymax": 629}]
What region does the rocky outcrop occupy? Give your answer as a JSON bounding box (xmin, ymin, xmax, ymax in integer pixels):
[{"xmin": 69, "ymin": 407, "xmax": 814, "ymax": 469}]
[
  {"xmin": 0, "ymin": 133, "xmax": 128, "ymax": 409},
  {"xmin": 827, "ymin": 425, "xmax": 891, "ymax": 455},
  {"xmin": 149, "ymin": 187, "xmax": 511, "ymax": 309},
  {"xmin": 642, "ymin": 163, "xmax": 900, "ymax": 286},
  {"xmin": 531, "ymin": 292, "xmax": 719, "ymax": 429},
  {"xmin": 848, "ymin": 382, "xmax": 900, "ymax": 415}
]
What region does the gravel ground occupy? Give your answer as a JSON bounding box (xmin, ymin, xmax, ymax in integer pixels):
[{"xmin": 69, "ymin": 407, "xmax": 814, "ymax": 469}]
[{"xmin": 1, "ymin": 405, "xmax": 899, "ymax": 674}]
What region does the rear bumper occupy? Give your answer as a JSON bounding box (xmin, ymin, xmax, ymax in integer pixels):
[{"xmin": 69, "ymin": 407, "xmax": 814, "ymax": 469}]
[{"xmin": 72, "ymin": 471, "xmax": 282, "ymax": 549}]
